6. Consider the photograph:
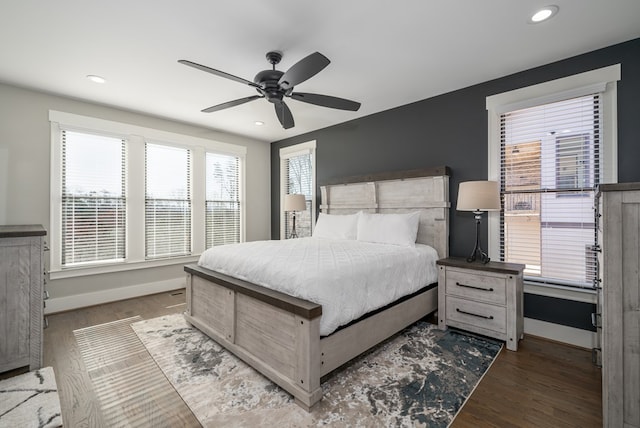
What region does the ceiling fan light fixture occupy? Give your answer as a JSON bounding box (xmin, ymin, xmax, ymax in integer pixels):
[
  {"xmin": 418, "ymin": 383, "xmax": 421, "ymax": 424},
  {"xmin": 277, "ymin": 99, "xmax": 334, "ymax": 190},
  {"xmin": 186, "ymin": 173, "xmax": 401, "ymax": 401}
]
[
  {"xmin": 86, "ymin": 74, "xmax": 106, "ymax": 84},
  {"xmin": 529, "ymin": 5, "xmax": 559, "ymax": 23}
]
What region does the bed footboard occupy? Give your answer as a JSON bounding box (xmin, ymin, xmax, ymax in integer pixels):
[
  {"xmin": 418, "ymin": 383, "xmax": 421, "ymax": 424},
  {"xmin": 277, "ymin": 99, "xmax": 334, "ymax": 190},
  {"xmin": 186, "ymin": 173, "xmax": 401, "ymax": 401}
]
[{"xmin": 184, "ymin": 264, "xmax": 323, "ymax": 410}]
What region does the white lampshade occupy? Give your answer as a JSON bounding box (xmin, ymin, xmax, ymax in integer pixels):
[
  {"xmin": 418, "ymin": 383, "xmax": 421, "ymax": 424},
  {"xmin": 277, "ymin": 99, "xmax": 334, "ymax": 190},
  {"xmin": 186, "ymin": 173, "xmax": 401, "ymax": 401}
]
[
  {"xmin": 457, "ymin": 181, "xmax": 501, "ymax": 212},
  {"xmin": 284, "ymin": 194, "xmax": 307, "ymax": 212}
]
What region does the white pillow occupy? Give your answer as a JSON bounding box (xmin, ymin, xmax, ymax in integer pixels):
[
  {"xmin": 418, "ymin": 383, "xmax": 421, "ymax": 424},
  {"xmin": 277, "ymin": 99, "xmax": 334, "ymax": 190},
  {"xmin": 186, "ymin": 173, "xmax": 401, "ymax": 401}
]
[
  {"xmin": 357, "ymin": 212, "xmax": 421, "ymax": 247},
  {"xmin": 313, "ymin": 212, "xmax": 360, "ymax": 240}
]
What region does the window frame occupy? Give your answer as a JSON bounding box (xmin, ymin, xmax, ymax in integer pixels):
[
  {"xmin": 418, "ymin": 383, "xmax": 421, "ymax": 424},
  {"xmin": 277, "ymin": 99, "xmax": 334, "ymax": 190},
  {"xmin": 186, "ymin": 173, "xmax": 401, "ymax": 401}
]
[
  {"xmin": 49, "ymin": 110, "xmax": 246, "ymax": 279},
  {"xmin": 279, "ymin": 140, "xmax": 316, "ymax": 240},
  {"xmin": 486, "ymin": 64, "xmax": 620, "ymax": 295},
  {"xmin": 60, "ymin": 129, "xmax": 127, "ymax": 267}
]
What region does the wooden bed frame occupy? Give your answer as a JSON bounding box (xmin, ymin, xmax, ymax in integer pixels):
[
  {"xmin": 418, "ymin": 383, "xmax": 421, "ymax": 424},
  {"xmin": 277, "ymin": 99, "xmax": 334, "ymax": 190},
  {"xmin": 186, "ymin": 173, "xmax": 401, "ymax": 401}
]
[{"xmin": 184, "ymin": 166, "xmax": 450, "ymax": 410}]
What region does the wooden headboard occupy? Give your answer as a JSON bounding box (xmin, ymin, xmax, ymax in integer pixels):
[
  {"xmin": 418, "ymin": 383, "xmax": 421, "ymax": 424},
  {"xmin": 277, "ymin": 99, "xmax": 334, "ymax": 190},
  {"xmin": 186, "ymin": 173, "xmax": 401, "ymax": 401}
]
[{"xmin": 319, "ymin": 166, "xmax": 450, "ymax": 258}]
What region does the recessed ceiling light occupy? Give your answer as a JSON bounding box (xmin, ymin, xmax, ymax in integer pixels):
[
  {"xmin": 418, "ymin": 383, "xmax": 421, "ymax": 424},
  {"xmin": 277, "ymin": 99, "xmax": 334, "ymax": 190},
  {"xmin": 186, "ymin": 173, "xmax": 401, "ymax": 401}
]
[
  {"xmin": 86, "ymin": 75, "xmax": 106, "ymax": 84},
  {"xmin": 254, "ymin": 121, "xmax": 264, "ymax": 126},
  {"xmin": 529, "ymin": 5, "xmax": 559, "ymax": 23}
]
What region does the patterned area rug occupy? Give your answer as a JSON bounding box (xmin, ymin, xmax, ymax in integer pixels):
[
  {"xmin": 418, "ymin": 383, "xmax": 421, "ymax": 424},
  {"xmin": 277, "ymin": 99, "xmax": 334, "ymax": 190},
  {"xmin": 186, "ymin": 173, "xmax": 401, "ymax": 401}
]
[
  {"xmin": 0, "ymin": 367, "xmax": 62, "ymax": 428},
  {"xmin": 132, "ymin": 314, "xmax": 502, "ymax": 427}
]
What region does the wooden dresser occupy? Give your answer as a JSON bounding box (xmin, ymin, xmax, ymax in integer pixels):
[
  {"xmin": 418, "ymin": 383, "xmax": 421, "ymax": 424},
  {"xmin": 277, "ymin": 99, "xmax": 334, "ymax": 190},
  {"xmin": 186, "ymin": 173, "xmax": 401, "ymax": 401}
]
[
  {"xmin": 437, "ymin": 257, "xmax": 525, "ymax": 351},
  {"xmin": 0, "ymin": 225, "xmax": 46, "ymax": 373},
  {"xmin": 597, "ymin": 183, "xmax": 640, "ymax": 428}
]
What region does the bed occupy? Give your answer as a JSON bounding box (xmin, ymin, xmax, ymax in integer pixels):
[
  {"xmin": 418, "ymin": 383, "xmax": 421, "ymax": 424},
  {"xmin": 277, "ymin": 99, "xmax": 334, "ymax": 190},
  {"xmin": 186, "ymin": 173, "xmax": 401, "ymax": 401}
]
[{"xmin": 183, "ymin": 166, "xmax": 450, "ymax": 410}]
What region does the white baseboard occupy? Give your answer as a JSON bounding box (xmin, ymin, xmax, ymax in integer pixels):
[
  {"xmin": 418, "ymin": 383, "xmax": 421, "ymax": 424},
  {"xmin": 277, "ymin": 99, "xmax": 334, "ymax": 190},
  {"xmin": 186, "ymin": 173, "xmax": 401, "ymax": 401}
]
[
  {"xmin": 44, "ymin": 277, "xmax": 186, "ymax": 314},
  {"xmin": 524, "ymin": 317, "xmax": 596, "ymax": 349}
]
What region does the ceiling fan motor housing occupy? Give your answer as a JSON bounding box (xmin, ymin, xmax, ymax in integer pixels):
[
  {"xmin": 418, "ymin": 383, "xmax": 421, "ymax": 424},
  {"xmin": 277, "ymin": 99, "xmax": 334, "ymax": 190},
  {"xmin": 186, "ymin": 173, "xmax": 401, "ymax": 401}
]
[{"xmin": 254, "ymin": 69, "xmax": 286, "ymax": 103}]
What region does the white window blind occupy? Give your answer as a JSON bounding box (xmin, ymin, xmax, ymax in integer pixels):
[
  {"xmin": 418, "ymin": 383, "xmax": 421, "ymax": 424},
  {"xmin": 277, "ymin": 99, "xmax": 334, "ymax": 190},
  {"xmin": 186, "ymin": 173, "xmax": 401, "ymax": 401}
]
[
  {"xmin": 145, "ymin": 143, "xmax": 191, "ymax": 259},
  {"xmin": 282, "ymin": 151, "xmax": 313, "ymax": 238},
  {"xmin": 61, "ymin": 130, "xmax": 126, "ymax": 266},
  {"xmin": 500, "ymin": 93, "xmax": 601, "ymax": 288},
  {"xmin": 205, "ymin": 152, "xmax": 241, "ymax": 248}
]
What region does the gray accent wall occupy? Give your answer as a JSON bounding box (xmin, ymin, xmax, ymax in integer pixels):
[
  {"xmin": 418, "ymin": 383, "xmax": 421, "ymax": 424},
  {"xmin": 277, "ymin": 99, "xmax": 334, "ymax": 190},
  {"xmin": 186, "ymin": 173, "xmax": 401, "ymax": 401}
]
[{"xmin": 271, "ymin": 38, "xmax": 640, "ymax": 332}]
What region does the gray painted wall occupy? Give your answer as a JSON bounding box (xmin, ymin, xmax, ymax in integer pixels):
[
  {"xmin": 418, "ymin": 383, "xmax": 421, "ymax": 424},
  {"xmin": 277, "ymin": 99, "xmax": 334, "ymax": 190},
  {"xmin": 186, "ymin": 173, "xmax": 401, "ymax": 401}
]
[
  {"xmin": 0, "ymin": 83, "xmax": 271, "ymax": 301},
  {"xmin": 270, "ymin": 38, "xmax": 640, "ymax": 331}
]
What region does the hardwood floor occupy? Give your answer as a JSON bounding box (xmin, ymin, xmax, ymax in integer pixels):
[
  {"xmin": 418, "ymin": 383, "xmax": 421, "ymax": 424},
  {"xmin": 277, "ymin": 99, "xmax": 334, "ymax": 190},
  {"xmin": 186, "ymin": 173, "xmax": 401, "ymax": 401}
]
[
  {"xmin": 43, "ymin": 290, "xmax": 198, "ymax": 427},
  {"xmin": 41, "ymin": 290, "xmax": 602, "ymax": 427}
]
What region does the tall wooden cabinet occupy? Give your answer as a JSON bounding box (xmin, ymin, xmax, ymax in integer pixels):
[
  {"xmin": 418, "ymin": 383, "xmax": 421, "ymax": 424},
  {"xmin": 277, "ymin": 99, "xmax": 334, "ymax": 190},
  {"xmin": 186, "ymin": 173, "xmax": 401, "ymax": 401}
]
[
  {"xmin": 0, "ymin": 225, "xmax": 46, "ymax": 373},
  {"xmin": 598, "ymin": 184, "xmax": 640, "ymax": 428}
]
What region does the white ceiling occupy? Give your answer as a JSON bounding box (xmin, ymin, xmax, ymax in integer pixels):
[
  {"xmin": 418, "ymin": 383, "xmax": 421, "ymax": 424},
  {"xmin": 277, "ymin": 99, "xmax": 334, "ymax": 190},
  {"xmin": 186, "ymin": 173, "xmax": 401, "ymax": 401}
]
[{"xmin": 1, "ymin": 1, "xmax": 639, "ymax": 143}]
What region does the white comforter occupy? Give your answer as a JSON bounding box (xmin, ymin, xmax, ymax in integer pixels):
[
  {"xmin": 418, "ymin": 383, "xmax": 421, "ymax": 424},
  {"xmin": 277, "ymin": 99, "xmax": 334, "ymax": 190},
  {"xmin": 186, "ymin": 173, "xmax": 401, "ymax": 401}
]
[{"xmin": 197, "ymin": 237, "xmax": 439, "ymax": 335}]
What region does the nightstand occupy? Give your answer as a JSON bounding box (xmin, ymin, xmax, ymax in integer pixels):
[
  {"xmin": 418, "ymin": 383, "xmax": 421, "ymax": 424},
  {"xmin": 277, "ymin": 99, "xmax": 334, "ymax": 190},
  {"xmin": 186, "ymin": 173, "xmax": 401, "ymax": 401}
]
[{"xmin": 436, "ymin": 257, "xmax": 525, "ymax": 351}]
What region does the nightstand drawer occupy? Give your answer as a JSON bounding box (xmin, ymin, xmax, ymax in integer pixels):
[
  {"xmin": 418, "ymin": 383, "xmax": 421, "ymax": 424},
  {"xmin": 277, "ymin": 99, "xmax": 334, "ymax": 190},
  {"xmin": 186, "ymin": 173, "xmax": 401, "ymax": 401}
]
[
  {"xmin": 445, "ymin": 296, "xmax": 506, "ymax": 334},
  {"xmin": 445, "ymin": 268, "xmax": 506, "ymax": 305}
]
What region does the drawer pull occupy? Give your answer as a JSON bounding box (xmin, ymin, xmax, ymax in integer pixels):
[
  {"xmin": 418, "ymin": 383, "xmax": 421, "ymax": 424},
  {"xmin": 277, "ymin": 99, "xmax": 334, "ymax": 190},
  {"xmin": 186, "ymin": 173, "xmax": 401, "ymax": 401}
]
[
  {"xmin": 456, "ymin": 308, "xmax": 494, "ymax": 320},
  {"xmin": 456, "ymin": 282, "xmax": 494, "ymax": 292}
]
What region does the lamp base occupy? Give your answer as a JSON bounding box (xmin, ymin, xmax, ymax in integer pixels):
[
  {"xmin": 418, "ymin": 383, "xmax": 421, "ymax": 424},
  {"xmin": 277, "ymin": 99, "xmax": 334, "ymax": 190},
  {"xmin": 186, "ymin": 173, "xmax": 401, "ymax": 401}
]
[
  {"xmin": 467, "ymin": 211, "xmax": 490, "ymax": 264},
  {"xmin": 289, "ymin": 212, "xmax": 298, "ymax": 239},
  {"xmin": 467, "ymin": 246, "xmax": 490, "ymax": 264}
]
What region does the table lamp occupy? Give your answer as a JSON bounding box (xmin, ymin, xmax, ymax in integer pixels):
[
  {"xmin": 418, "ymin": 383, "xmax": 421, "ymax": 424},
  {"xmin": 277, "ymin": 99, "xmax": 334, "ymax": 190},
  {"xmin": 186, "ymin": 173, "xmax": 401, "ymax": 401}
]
[
  {"xmin": 284, "ymin": 194, "xmax": 306, "ymax": 238},
  {"xmin": 457, "ymin": 181, "xmax": 501, "ymax": 263}
]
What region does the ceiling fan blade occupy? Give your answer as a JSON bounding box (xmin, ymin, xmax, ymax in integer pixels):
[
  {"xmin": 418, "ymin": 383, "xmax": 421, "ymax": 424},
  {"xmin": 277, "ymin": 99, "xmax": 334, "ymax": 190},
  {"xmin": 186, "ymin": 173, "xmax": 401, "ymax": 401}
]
[
  {"xmin": 201, "ymin": 95, "xmax": 263, "ymax": 113},
  {"xmin": 290, "ymin": 92, "xmax": 361, "ymax": 111},
  {"xmin": 178, "ymin": 60, "xmax": 260, "ymax": 88},
  {"xmin": 274, "ymin": 101, "xmax": 294, "ymax": 129},
  {"xmin": 278, "ymin": 52, "xmax": 330, "ymax": 91}
]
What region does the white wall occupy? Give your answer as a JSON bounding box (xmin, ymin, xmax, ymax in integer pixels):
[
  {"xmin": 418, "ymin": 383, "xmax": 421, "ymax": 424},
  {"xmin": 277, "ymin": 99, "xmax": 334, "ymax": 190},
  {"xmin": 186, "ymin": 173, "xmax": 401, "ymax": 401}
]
[{"xmin": 0, "ymin": 82, "xmax": 271, "ymax": 310}]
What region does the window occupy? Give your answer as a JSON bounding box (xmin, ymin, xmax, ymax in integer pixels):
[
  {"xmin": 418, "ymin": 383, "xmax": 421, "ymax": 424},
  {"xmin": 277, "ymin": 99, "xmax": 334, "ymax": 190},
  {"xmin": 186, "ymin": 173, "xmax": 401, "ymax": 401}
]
[
  {"xmin": 61, "ymin": 130, "xmax": 126, "ymax": 266},
  {"xmin": 49, "ymin": 110, "xmax": 247, "ymax": 278},
  {"xmin": 145, "ymin": 143, "xmax": 192, "ymax": 259},
  {"xmin": 500, "ymin": 95, "xmax": 600, "ymax": 286},
  {"xmin": 280, "ymin": 141, "xmax": 316, "ymax": 239},
  {"xmin": 205, "ymin": 152, "xmax": 241, "ymax": 248},
  {"xmin": 487, "ymin": 65, "xmax": 620, "ymax": 290}
]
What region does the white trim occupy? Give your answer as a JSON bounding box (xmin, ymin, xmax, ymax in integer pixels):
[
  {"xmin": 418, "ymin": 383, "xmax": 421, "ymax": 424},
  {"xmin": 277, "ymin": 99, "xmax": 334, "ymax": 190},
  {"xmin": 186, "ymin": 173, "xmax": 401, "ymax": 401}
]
[
  {"xmin": 524, "ymin": 317, "xmax": 596, "ymax": 349},
  {"xmin": 279, "ymin": 141, "xmax": 317, "ymax": 239},
  {"xmin": 489, "ymin": 82, "xmax": 608, "ymax": 114},
  {"xmin": 486, "ymin": 64, "xmax": 620, "ymax": 111},
  {"xmin": 49, "ymin": 110, "xmax": 247, "ymax": 277},
  {"xmin": 127, "ymin": 135, "xmax": 146, "ymax": 262},
  {"xmin": 487, "ymin": 64, "xmax": 620, "ymax": 262},
  {"xmin": 49, "ymin": 255, "xmax": 199, "ymax": 280},
  {"xmin": 191, "ymin": 145, "xmax": 206, "ymax": 255},
  {"xmin": 279, "ymin": 140, "xmax": 316, "ymax": 158},
  {"xmin": 44, "ymin": 278, "xmax": 185, "ymax": 314},
  {"xmin": 524, "ymin": 281, "xmax": 596, "ymax": 304},
  {"xmin": 49, "ymin": 110, "xmax": 246, "ymax": 156}
]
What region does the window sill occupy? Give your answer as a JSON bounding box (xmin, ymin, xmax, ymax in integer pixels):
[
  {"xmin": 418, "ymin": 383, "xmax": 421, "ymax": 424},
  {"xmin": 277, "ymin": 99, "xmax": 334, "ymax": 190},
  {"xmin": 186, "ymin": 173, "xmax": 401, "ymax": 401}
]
[
  {"xmin": 49, "ymin": 255, "xmax": 200, "ymax": 280},
  {"xmin": 523, "ymin": 280, "xmax": 596, "ymax": 304}
]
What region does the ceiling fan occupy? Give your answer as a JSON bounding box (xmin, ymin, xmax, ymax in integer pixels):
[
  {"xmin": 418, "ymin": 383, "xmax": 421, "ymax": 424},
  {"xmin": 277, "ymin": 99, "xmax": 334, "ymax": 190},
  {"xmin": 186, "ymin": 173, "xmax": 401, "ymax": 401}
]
[{"xmin": 178, "ymin": 51, "xmax": 361, "ymax": 129}]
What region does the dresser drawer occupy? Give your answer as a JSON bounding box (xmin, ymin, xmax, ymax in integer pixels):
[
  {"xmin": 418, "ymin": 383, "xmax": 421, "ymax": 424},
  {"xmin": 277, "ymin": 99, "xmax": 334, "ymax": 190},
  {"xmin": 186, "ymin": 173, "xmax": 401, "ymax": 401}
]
[
  {"xmin": 445, "ymin": 268, "xmax": 506, "ymax": 305},
  {"xmin": 445, "ymin": 296, "xmax": 506, "ymax": 334}
]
